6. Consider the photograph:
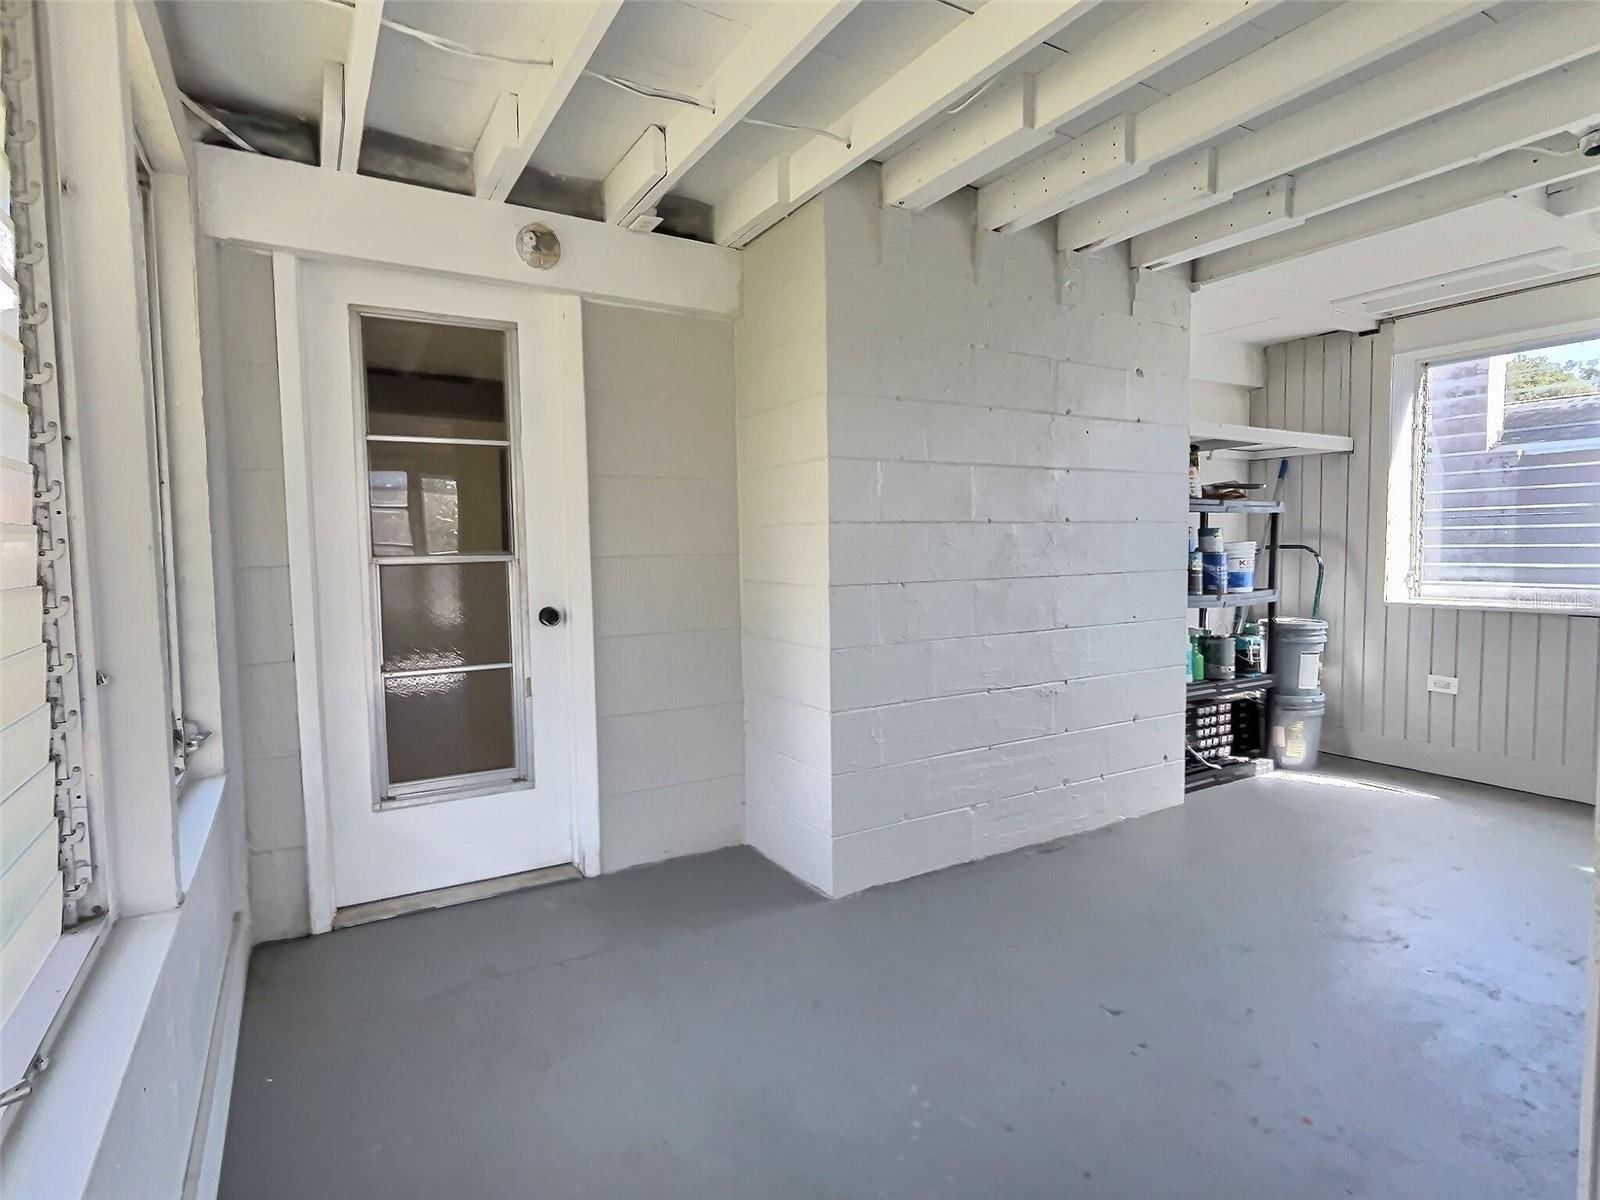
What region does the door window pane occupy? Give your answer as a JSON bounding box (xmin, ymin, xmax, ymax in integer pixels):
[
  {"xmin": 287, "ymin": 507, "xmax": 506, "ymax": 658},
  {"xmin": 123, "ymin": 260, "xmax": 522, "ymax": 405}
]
[
  {"xmin": 366, "ymin": 442, "xmax": 509, "ymax": 556},
  {"xmin": 383, "ymin": 668, "xmax": 516, "ymax": 784},
  {"xmin": 379, "ymin": 562, "xmax": 512, "ymax": 672},
  {"xmin": 361, "ymin": 316, "xmax": 507, "ymax": 440}
]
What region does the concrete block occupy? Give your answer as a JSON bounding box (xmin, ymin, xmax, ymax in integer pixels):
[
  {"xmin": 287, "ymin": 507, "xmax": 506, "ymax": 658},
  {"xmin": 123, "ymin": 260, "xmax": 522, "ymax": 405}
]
[
  {"xmin": 242, "ymin": 754, "xmax": 306, "ymax": 854},
  {"xmin": 746, "ymin": 742, "xmax": 833, "ymax": 835},
  {"xmin": 248, "ymin": 847, "xmax": 310, "ymax": 944},
  {"xmin": 599, "ymin": 774, "xmax": 743, "ymax": 872},
  {"xmin": 234, "ymin": 566, "xmax": 294, "ymax": 665},
  {"xmin": 597, "ymin": 702, "xmax": 744, "ymax": 795},
  {"xmin": 231, "ymin": 469, "xmax": 290, "ymax": 569},
  {"xmin": 240, "ymin": 661, "xmax": 301, "ymax": 760},
  {"xmin": 746, "ymin": 798, "xmax": 832, "ymax": 896},
  {"xmin": 595, "ymin": 629, "xmax": 742, "ymax": 717},
  {"xmin": 742, "ymin": 459, "xmax": 830, "ymax": 527},
  {"xmin": 972, "ymin": 465, "xmax": 1060, "ymax": 523},
  {"xmin": 593, "ymin": 554, "xmax": 740, "ymax": 637},
  {"xmin": 225, "ymin": 362, "xmax": 285, "ymax": 471},
  {"xmin": 832, "ymin": 807, "xmax": 973, "ymax": 896},
  {"xmin": 742, "ymin": 581, "xmax": 831, "ymax": 649},
  {"xmin": 829, "ymin": 393, "xmax": 929, "ymax": 461},
  {"xmin": 590, "ymin": 477, "xmax": 739, "ymax": 558},
  {"xmin": 744, "ymin": 687, "xmax": 832, "ymax": 773},
  {"xmin": 877, "ymin": 580, "xmax": 978, "ymax": 644},
  {"xmin": 738, "ymin": 394, "xmax": 828, "ymax": 474},
  {"xmin": 1058, "ymin": 666, "xmax": 1185, "ymax": 732},
  {"xmin": 831, "ymin": 640, "xmax": 934, "ymax": 711},
  {"xmin": 742, "ymin": 522, "xmax": 829, "ymax": 586},
  {"xmin": 974, "ymin": 347, "xmax": 1055, "ymax": 413},
  {"xmin": 742, "ymin": 632, "xmax": 830, "ymax": 711},
  {"xmin": 877, "ymin": 461, "xmax": 973, "ymax": 523},
  {"xmin": 588, "ymin": 386, "xmax": 735, "ymax": 480}
]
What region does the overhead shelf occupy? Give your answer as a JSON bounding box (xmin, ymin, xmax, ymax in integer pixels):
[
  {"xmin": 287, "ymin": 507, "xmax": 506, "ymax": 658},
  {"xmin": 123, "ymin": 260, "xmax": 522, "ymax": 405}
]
[
  {"xmin": 1190, "ymin": 421, "xmax": 1354, "ymax": 460},
  {"xmin": 1190, "ymin": 498, "xmax": 1282, "ymax": 514},
  {"xmin": 1188, "ymin": 589, "xmax": 1277, "ymax": 609}
]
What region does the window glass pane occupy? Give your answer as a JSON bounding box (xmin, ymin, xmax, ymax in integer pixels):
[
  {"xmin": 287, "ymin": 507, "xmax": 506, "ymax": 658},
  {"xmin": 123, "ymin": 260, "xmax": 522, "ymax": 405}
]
[
  {"xmin": 361, "ymin": 316, "xmax": 507, "ymax": 440},
  {"xmin": 379, "ymin": 562, "xmax": 512, "ymax": 672},
  {"xmin": 384, "ymin": 668, "xmax": 516, "ymax": 785},
  {"xmin": 366, "ymin": 442, "xmax": 509, "ymax": 556},
  {"xmin": 1420, "ymin": 334, "xmax": 1600, "ymax": 592}
]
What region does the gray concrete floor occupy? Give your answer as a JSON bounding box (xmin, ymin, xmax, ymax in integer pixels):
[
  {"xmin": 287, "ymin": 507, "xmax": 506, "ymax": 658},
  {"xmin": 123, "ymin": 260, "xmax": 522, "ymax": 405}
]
[{"xmin": 221, "ymin": 757, "xmax": 1591, "ymax": 1199}]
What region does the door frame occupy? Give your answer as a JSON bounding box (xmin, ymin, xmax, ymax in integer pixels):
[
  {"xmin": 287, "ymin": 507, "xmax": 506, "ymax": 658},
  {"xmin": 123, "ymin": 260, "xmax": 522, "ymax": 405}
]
[{"xmin": 271, "ymin": 251, "xmax": 601, "ymax": 933}]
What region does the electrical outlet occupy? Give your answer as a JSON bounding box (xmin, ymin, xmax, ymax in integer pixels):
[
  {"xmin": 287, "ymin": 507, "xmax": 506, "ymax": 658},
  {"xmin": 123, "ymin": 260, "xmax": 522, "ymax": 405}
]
[{"xmin": 1427, "ymin": 674, "xmax": 1459, "ymax": 696}]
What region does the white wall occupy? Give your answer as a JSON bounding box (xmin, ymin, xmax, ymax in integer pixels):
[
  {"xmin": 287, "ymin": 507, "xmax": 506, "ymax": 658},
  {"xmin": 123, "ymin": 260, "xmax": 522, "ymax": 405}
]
[
  {"xmin": 583, "ymin": 302, "xmax": 744, "ymax": 871},
  {"xmin": 219, "ymin": 263, "xmax": 748, "ymax": 939},
  {"xmin": 734, "ymin": 200, "xmax": 836, "ymax": 893},
  {"xmin": 735, "ymin": 166, "xmax": 1190, "ymax": 897},
  {"xmin": 1256, "ymin": 282, "xmax": 1600, "ymax": 802}
]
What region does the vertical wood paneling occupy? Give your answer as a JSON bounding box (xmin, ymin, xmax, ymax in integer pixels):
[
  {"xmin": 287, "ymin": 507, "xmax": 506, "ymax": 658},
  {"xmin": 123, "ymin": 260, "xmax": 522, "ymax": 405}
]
[
  {"xmin": 1428, "ymin": 609, "xmax": 1456, "ymax": 746},
  {"xmin": 1505, "ymin": 615, "xmax": 1539, "ymax": 761},
  {"xmin": 1454, "ymin": 610, "xmax": 1483, "ymax": 753},
  {"xmin": 1282, "ymin": 341, "xmax": 1305, "ymax": 614},
  {"xmin": 1567, "ymin": 619, "xmax": 1600, "ymax": 776},
  {"xmin": 1344, "ymin": 334, "xmax": 1374, "ymax": 732},
  {"xmin": 1259, "ymin": 326, "xmax": 1595, "ymax": 803},
  {"xmin": 1479, "ymin": 612, "xmax": 1511, "ymax": 759},
  {"xmin": 1534, "ymin": 616, "xmax": 1568, "ymax": 767}
]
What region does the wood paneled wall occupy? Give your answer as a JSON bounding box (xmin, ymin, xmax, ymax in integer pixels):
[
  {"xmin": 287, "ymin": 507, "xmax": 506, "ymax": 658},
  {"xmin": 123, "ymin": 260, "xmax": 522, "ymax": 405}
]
[{"xmin": 1255, "ymin": 328, "xmax": 1598, "ymax": 803}]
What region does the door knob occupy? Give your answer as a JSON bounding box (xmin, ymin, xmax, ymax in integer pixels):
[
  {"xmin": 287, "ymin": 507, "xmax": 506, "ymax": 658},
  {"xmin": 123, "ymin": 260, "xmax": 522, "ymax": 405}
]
[{"xmin": 538, "ymin": 606, "xmax": 563, "ymax": 627}]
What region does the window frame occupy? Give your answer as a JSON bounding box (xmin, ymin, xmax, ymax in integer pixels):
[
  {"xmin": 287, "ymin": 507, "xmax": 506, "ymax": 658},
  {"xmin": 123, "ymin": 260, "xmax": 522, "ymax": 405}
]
[
  {"xmin": 1386, "ymin": 313, "xmax": 1600, "ymax": 616},
  {"xmin": 349, "ymin": 308, "xmax": 535, "ymax": 810}
]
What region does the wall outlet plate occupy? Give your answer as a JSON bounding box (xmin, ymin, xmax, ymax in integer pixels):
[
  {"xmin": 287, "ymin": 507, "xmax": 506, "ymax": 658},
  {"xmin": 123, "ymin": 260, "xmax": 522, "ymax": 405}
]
[{"xmin": 1427, "ymin": 674, "xmax": 1459, "ymax": 695}]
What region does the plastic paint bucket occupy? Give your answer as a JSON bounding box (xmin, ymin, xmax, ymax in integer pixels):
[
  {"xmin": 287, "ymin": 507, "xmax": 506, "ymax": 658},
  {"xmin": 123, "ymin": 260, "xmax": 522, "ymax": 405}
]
[
  {"xmin": 1270, "ymin": 617, "xmax": 1329, "ymax": 697},
  {"xmin": 1225, "ymin": 541, "xmax": 1257, "ymax": 593},
  {"xmin": 1270, "ymin": 691, "xmax": 1325, "ymax": 770}
]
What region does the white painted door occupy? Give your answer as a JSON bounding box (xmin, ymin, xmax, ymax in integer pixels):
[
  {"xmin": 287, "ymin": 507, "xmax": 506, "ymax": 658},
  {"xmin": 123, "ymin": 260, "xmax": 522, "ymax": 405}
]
[{"xmin": 296, "ymin": 263, "xmax": 590, "ymax": 910}]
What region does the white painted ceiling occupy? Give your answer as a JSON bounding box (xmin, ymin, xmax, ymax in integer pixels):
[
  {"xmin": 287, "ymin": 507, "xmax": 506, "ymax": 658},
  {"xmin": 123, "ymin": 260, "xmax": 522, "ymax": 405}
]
[{"xmin": 158, "ymin": 0, "xmax": 1600, "ymax": 352}]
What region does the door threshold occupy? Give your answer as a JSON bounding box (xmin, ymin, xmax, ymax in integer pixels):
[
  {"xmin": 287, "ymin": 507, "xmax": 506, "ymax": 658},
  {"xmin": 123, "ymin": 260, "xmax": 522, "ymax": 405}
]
[{"xmin": 333, "ymin": 864, "xmax": 583, "ymax": 930}]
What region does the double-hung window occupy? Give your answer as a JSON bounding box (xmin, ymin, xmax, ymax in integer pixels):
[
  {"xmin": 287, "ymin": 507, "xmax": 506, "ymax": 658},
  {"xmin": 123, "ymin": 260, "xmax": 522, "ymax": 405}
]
[{"xmin": 1392, "ymin": 330, "xmax": 1600, "ymax": 613}]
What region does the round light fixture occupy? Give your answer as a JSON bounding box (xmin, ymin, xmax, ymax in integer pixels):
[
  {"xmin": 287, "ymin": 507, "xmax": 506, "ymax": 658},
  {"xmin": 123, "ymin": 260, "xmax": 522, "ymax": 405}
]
[{"xmin": 516, "ymin": 222, "xmax": 561, "ymax": 269}]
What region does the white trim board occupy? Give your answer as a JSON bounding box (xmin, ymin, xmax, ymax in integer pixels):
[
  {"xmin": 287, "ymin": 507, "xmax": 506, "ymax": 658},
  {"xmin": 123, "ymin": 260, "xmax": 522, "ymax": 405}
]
[{"xmin": 199, "ymin": 146, "xmax": 741, "ymax": 319}]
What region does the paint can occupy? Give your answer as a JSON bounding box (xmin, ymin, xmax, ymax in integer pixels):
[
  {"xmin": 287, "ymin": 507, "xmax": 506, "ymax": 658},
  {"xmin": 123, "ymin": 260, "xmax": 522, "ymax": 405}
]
[
  {"xmin": 1225, "ymin": 541, "xmax": 1257, "ymax": 593},
  {"xmin": 1235, "ymin": 623, "xmax": 1265, "ymax": 676},
  {"xmin": 1269, "ymin": 617, "xmax": 1329, "ymax": 697},
  {"xmin": 1201, "ymin": 632, "xmax": 1235, "ymax": 681},
  {"xmin": 1199, "ymin": 531, "xmax": 1226, "ymax": 594},
  {"xmin": 1271, "ymin": 691, "xmax": 1325, "ymax": 770},
  {"xmin": 1188, "ymin": 532, "xmax": 1202, "ymax": 595}
]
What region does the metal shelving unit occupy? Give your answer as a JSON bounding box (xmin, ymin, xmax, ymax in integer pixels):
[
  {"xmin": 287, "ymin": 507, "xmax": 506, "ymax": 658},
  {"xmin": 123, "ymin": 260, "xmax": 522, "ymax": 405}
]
[{"xmin": 1185, "ymin": 498, "xmax": 1280, "ymax": 792}]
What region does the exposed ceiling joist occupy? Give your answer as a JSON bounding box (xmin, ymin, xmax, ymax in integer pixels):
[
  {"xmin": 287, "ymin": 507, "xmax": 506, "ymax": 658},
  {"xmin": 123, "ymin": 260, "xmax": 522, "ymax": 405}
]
[
  {"xmin": 1193, "ymin": 150, "xmax": 1600, "ymax": 286},
  {"xmin": 1058, "ymin": 3, "xmax": 1599, "ymax": 251},
  {"xmin": 977, "ymin": 0, "xmax": 1483, "ymax": 233},
  {"xmin": 1134, "ymin": 59, "xmax": 1600, "ymax": 269},
  {"xmin": 126, "ymin": 0, "xmax": 192, "ymax": 175},
  {"xmin": 320, "ymin": 62, "xmax": 343, "ymax": 169},
  {"xmin": 1547, "ymin": 176, "xmax": 1600, "ymax": 220},
  {"xmin": 472, "ymin": 1, "xmax": 623, "ymax": 202},
  {"xmin": 713, "ymin": 0, "xmax": 1102, "ymax": 247},
  {"xmin": 603, "ymin": 125, "xmax": 667, "ymax": 225},
  {"xmin": 881, "ymin": 0, "xmax": 1271, "ymax": 212},
  {"xmin": 613, "ymin": 0, "xmax": 859, "ymax": 227},
  {"xmin": 336, "ymin": 0, "xmax": 383, "ymax": 173}
]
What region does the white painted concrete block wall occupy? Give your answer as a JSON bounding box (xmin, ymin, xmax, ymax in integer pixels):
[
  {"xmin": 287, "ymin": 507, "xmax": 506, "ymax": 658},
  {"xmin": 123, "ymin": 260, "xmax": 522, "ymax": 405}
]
[
  {"xmin": 218, "ymin": 256, "xmax": 748, "ymax": 939},
  {"xmin": 217, "ymin": 247, "xmax": 309, "ymax": 943},
  {"xmin": 582, "ymin": 302, "xmax": 744, "ymax": 870},
  {"xmin": 822, "ymin": 169, "xmax": 1189, "ymax": 895},
  {"xmin": 734, "ymin": 199, "xmax": 836, "ymax": 894}
]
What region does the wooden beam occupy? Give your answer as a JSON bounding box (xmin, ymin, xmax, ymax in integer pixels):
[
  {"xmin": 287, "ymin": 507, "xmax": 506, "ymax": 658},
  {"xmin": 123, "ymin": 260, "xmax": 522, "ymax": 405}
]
[
  {"xmin": 1136, "ymin": 60, "xmax": 1600, "ymax": 269},
  {"xmin": 320, "ymin": 62, "xmax": 344, "ymax": 169},
  {"xmin": 1193, "ymin": 151, "xmax": 1600, "ymax": 286},
  {"xmin": 602, "ymin": 125, "xmax": 667, "ymax": 225},
  {"xmin": 1054, "ymin": 150, "xmax": 1221, "ymax": 251},
  {"xmin": 883, "ymin": 0, "xmax": 1270, "ymax": 211},
  {"xmin": 195, "ymin": 145, "xmax": 740, "ymax": 317},
  {"xmin": 1058, "ymin": 2, "xmax": 1599, "ymax": 252},
  {"xmin": 473, "ymin": 1, "xmax": 622, "ymax": 201},
  {"xmin": 713, "ymin": 0, "xmax": 1101, "ymax": 247},
  {"xmin": 337, "ymin": 0, "xmax": 383, "ymax": 173},
  {"xmin": 126, "ymin": 0, "xmax": 192, "ymax": 174},
  {"xmin": 616, "ymin": 0, "xmax": 858, "ymax": 226},
  {"xmin": 978, "ymin": 0, "xmax": 1483, "ymax": 232}
]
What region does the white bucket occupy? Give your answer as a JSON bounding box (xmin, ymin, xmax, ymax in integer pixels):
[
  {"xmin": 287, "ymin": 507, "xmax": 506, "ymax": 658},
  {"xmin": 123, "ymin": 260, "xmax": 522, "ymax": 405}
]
[{"xmin": 1225, "ymin": 541, "xmax": 1257, "ymax": 593}]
